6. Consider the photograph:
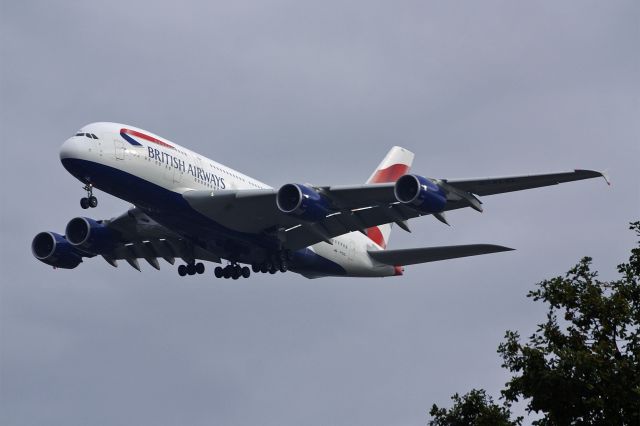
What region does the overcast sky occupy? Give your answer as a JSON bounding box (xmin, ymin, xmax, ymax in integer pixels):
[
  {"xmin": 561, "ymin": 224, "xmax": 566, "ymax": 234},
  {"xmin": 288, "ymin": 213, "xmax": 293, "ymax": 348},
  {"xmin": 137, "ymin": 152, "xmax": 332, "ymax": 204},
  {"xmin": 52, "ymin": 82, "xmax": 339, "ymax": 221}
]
[{"xmin": 1, "ymin": 1, "xmax": 638, "ymax": 425}]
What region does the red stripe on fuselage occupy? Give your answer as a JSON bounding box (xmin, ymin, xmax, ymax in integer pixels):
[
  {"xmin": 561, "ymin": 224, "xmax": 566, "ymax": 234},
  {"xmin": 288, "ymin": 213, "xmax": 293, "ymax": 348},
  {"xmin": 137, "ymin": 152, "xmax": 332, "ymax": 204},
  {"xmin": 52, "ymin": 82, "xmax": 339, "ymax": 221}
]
[
  {"xmin": 366, "ymin": 163, "xmax": 409, "ymax": 247},
  {"xmin": 121, "ymin": 128, "xmax": 175, "ymax": 149}
]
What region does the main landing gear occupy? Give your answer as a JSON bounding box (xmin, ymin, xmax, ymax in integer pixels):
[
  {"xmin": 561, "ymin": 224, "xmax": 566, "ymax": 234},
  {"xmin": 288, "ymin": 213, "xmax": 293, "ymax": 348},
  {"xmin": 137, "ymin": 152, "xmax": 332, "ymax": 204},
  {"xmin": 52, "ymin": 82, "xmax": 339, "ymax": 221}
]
[
  {"xmin": 251, "ymin": 251, "xmax": 291, "ymax": 275},
  {"xmin": 178, "ymin": 262, "xmax": 205, "ymax": 276},
  {"xmin": 175, "ymin": 251, "xmax": 292, "ymax": 280},
  {"xmin": 80, "ymin": 184, "xmax": 98, "ymax": 209},
  {"xmin": 214, "ymin": 264, "xmax": 251, "ymax": 280}
]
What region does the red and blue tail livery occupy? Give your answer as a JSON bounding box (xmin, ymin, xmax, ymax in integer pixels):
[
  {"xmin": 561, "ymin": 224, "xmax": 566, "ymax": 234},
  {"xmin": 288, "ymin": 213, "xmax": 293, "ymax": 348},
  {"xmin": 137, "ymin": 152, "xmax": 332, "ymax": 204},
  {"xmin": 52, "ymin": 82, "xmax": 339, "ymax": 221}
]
[{"xmin": 31, "ymin": 122, "xmax": 608, "ymax": 280}]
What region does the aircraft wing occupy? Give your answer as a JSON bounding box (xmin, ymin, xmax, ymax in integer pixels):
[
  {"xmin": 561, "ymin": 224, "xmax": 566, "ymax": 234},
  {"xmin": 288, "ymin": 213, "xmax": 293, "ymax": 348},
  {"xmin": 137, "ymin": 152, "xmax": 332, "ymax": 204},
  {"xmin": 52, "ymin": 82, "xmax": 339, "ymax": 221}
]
[
  {"xmin": 368, "ymin": 244, "xmax": 514, "ymax": 266},
  {"xmin": 183, "ymin": 169, "xmax": 607, "ymax": 250},
  {"xmin": 183, "ymin": 186, "xmax": 422, "ymax": 250},
  {"xmin": 89, "ymin": 208, "xmax": 221, "ymax": 270},
  {"xmin": 182, "ymin": 184, "xmax": 398, "ymax": 233},
  {"xmin": 443, "ymin": 169, "xmax": 609, "ymax": 196}
]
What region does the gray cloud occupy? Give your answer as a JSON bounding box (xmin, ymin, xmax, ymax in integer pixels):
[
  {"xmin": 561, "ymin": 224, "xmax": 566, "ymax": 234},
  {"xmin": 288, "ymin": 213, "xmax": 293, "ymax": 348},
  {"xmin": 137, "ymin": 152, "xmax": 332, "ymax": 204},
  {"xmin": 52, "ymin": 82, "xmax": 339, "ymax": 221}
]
[{"xmin": 1, "ymin": 1, "xmax": 638, "ymax": 425}]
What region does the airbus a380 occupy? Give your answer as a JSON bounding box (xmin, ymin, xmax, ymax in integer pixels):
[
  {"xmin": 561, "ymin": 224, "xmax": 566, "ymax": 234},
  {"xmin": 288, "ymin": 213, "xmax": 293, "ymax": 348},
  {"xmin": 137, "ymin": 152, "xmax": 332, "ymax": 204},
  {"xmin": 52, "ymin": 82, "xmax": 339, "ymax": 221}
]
[{"xmin": 32, "ymin": 122, "xmax": 608, "ymax": 280}]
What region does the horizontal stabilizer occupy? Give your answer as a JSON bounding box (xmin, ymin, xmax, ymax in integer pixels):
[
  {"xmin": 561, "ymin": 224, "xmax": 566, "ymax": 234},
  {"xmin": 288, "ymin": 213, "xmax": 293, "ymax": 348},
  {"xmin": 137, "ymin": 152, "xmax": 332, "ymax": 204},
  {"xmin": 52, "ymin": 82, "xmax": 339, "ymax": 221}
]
[{"xmin": 368, "ymin": 244, "xmax": 514, "ymax": 266}]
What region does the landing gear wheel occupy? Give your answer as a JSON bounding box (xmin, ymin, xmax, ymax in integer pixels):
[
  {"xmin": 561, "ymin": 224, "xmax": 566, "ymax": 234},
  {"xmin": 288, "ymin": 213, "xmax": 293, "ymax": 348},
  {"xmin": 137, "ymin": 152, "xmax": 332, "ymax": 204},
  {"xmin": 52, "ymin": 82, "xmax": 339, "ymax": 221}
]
[
  {"xmin": 178, "ymin": 265, "xmax": 187, "ymax": 276},
  {"xmin": 195, "ymin": 262, "xmax": 205, "ymax": 274},
  {"xmin": 214, "ymin": 266, "xmax": 223, "ymax": 278},
  {"xmin": 269, "ymin": 265, "xmax": 277, "ymax": 274},
  {"xmin": 252, "ymin": 264, "xmax": 260, "ymax": 273},
  {"xmin": 260, "ymin": 264, "xmax": 268, "ymax": 273},
  {"xmin": 223, "ymin": 266, "xmax": 231, "ymax": 279},
  {"xmin": 187, "ymin": 263, "xmax": 196, "ymax": 275},
  {"xmin": 81, "ymin": 184, "xmax": 97, "ymax": 209},
  {"xmin": 279, "ymin": 260, "xmax": 288, "ymax": 273},
  {"xmin": 241, "ymin": 266, "xmax": 251, "ymax": 278}
]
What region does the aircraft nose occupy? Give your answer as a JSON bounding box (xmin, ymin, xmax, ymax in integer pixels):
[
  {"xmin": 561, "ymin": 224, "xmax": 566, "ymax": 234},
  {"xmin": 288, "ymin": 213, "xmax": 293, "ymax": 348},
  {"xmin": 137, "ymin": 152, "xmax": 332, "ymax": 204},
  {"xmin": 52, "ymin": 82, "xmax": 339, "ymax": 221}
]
[{"xmin": 59, "ymin": 137, "xmax": 81, "ymax": 160}]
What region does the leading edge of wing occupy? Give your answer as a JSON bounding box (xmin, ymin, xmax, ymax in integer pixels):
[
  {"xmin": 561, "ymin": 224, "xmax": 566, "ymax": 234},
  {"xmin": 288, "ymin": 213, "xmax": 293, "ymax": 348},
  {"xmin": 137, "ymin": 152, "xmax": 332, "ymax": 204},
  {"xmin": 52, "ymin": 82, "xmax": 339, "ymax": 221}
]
[
  {"xmin": 368, "ymin": 244, "xmax": 514, "ymax": 266},
  {"xmin": 444, "ymin": 169, "xmax": 608, "ymax": 196}
]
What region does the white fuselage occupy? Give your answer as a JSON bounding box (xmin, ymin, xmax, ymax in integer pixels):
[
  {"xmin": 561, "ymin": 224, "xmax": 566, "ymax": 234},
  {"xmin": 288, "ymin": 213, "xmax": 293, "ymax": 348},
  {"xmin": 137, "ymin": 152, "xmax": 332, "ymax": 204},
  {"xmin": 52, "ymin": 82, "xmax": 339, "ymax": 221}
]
[{"xmin": 59, "ymin": 122, "xmax": 399, "ymax": 278}]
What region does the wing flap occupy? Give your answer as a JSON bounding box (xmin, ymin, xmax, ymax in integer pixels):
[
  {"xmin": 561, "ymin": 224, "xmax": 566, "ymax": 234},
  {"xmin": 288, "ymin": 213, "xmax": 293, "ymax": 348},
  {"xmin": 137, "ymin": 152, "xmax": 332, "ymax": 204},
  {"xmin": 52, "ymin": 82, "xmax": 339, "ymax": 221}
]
[
  {"xmin": 367, "ymin": 244, "xmax": 514, "ymax": 266},
  {"xmin": 107, "ymin": 239, "xmax": 221, "ymax": 267},
  {"xmin": 282, "ymin": 204, "xmax": 419, "ymax": 249},
  {"xmin": 99, "ymin": 209, "xmax": 222, "ymax": 269}
]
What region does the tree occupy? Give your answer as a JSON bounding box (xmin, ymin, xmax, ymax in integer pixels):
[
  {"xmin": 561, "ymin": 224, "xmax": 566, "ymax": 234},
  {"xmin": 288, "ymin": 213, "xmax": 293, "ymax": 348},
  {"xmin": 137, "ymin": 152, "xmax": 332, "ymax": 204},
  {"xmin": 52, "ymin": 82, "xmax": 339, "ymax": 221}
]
[
  {"xmin": 428, "ymin": 389, "xmax": 522, "ymax": 426},
  {"xmin": 429, "ymin": 222, "xmax": 640, "ymax": 425},
  {"xmin": 498, "ymin": 221, "xmax": 640, "ymax": 424}
]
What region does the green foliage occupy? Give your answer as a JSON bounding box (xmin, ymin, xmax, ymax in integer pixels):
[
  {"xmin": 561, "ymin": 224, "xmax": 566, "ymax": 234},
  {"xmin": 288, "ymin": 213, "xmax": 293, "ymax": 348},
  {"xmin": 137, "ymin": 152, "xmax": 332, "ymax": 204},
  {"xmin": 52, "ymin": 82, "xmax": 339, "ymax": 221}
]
[
  {"xmin": 428, "ymin": 222, "xmax": 639, "ymax": 425},
  {"xmin": 498, "ymin": 221, "xmax": 640, "ymax": 425},
  {"xmin": 428, "ymin": 389, "xmax": 522, "ymax": 426}
]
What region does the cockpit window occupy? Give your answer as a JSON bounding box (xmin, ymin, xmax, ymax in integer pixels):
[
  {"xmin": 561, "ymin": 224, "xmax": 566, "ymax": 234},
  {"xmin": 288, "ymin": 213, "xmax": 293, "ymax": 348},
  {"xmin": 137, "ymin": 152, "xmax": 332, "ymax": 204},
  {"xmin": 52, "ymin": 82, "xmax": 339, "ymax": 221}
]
[{"xmin": 74, "ymin": 132, "xmax": 99, "ymax": 139}]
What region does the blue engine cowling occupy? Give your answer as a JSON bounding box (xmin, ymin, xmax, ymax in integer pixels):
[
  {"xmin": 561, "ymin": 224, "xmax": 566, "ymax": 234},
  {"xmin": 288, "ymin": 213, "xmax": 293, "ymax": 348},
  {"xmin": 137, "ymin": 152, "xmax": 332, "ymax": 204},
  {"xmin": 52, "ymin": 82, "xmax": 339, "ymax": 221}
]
[
  {"xmin": 65, "ymin": 217, "xmax": 116, "ymax": 254},
  {"xmin": 394, "ymin": 174, "xmax": 447, "ymax": 213},
  {"xmin": 276, "ymin": 183, "xmax": 331, "ymax": 222},
  {"xmin": 31, "ymin": 232, "xmax": 84, "ymax": 269}
]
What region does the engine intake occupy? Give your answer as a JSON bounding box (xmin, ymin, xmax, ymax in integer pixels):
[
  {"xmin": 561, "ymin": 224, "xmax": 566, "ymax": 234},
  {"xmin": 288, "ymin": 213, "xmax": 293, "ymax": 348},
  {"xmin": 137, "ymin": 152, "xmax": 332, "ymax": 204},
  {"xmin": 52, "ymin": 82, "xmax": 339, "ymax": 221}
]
[
  {"xmin": 65, "ymin": 217, "xmax": 115, "ymax": 254},
  {"xmin": 276, "ymin": 183, "xmax": 330, "ymax": 222},
  {"xmin": 31, "ymin": 232, "xmax": 83, "ymax": 269},
  {"xmin": 394, "ymin": 174, "xmax": 447, "ymax": 213}
]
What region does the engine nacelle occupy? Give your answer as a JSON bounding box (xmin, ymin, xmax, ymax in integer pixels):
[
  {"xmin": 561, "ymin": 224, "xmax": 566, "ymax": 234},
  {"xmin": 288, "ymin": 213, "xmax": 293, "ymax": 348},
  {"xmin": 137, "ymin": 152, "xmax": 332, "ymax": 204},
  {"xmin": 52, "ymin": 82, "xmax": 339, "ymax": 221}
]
[
  {"xmin": 31, "ymin": 232, "xmax": 83, "ymax": 269},
  {"xmin": 65, "ymin": 217, "xmax": 115, "ymax": 254},
  {"xmin": 394, "ymin": 174, "xmax": 447, "ymax": 213},
  {"xmin": 276, "ymin": 183, "xmax": 331, "ymax": 222}
]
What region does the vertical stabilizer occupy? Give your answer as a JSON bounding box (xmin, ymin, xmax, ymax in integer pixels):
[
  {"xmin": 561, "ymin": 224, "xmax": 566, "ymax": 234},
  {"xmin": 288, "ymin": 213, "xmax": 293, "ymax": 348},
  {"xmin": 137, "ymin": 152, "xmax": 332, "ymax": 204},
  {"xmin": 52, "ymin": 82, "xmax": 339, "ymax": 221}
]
[{"xmin": 365, "ymin": 146, "xmax": 414, "ymax": 249}]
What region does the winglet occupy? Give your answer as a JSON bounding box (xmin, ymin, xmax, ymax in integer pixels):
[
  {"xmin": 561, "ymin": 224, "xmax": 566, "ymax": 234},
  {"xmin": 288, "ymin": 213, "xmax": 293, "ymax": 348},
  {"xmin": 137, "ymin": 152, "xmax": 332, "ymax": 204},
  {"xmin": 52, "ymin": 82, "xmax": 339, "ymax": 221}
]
[{"xmin": 574, "ymin": 169, "xmax": 611, "ymax": 186}]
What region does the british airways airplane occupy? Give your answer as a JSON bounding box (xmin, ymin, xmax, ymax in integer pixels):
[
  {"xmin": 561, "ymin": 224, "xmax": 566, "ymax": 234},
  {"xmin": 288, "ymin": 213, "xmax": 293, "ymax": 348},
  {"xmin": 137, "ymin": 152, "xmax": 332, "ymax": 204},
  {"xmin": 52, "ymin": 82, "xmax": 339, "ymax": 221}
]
[{"xmin": 32, "ymin": 122, "xmax": 608, "ymax": 280}]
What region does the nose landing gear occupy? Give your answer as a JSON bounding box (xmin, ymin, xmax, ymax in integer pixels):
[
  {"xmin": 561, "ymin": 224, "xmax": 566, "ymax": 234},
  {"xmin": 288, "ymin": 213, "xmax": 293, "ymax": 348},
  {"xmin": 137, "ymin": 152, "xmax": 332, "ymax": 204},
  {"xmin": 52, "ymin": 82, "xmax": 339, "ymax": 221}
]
[{"xmin": 80, "ymin": 184, "xmax": 98, "ymax": 209}]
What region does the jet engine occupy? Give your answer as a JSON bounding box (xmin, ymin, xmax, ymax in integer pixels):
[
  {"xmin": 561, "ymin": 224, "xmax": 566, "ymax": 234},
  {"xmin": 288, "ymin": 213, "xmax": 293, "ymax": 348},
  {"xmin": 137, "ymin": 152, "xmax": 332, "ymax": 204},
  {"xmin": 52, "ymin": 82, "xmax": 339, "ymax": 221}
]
[
  {"xmin": 394, "ymin": 174, "xmax": 447, "ymax": 213},
  {"xmin": 65, "ymin": 217, "xmax": 116, "ymax": 255},
  {"xmin": 276, "ymin": 183, "xmax": 331, "ymax": 222},
  {"xmin": 31, "ymin": 232, "xmax": 84, "ymax": 269}
]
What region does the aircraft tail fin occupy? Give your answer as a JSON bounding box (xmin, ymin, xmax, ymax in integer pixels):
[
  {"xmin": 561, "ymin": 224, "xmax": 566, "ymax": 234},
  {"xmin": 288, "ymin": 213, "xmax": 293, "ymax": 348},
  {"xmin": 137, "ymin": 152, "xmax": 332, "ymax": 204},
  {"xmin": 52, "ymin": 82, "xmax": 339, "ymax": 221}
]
[
  {"xmin": 365, "ymin": 146, "xmax": 415, "ymax": 248},
  {"xmin": 368, "ymin": 244, "xmax": 514, "ymax": 266}
]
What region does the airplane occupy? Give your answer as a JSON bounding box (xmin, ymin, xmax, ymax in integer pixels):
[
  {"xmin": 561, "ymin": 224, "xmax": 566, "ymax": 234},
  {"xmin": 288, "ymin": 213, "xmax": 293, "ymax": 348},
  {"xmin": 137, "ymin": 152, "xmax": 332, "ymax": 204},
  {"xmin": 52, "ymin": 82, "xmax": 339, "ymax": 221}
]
[{"xmin": 31, "ymin": 122, "xmax": 609, "ymax": 279}]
